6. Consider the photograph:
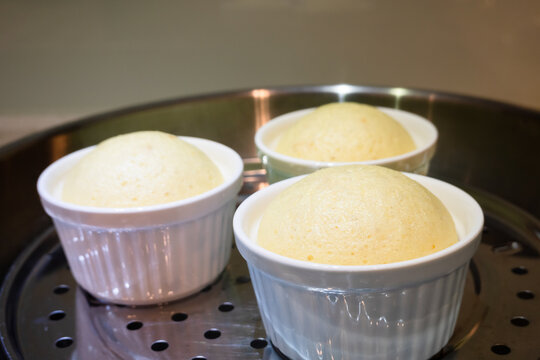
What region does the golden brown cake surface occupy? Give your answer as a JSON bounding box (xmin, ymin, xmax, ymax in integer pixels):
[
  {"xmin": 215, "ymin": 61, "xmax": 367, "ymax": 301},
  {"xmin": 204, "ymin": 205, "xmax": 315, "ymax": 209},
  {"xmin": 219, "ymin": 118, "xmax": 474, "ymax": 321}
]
[
  {"xmin": 257, "ymin": 165, "xmax": 457, "ymax": 265},
  {"xmin": 275, "ymin": 102, "xmax": 415, "ymax": 161},
  {"xmin": 62, "ymin": 131, "xmax": 223, "ymax": 207}
]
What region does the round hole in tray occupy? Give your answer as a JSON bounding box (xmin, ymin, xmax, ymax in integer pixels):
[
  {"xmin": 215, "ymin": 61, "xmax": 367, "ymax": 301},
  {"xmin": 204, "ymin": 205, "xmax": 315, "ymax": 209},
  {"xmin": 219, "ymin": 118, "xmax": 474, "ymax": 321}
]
[
  {"xmin": 171, "ymin": 312, "xmax": 188, "ymax": 322},
  {"xmin": 236, "ymin": 275, "xmax": 251, "ymax": 284},
  {"xmin": 250, "ymin": 338, "xmax": 268, "ymax": 349},
  {"xmin": 510, "ymin": 316, "xmax": 530, "ymax": 327},
  {"xmin": 204, "ymin": 329, "xmax": 221, "ymax": 340},
  {"xmin": 511, "ymin": 266, "xmax": 528, "ymax": 275},
  {"xmin": 126, "ymin": 321, "xmax": 143, "ymax": 331},
  {"xmin": 53, "ymin": 285, "xmax": 70, "ymax": 295},
  {"xmin": 48, "ymin": 310, "xmax": 66, "ymax": 321},
  {"xmin": 516, "ymin": 290, "xmax": 535, "ymax": 300},
  {"xmin": 491, "ymin": 344, "xmax": 511, "ymax": 355},
  {"xmin": 218, "ymin": 302, "xmax": 234, "ymax": 312},
  {"xmin": 151, "ymin": 340, "xmax": 169, "ymax": 352},
  {"xmin": 55, "ymin": 337, "xmax": 73, "ymax": 349}
]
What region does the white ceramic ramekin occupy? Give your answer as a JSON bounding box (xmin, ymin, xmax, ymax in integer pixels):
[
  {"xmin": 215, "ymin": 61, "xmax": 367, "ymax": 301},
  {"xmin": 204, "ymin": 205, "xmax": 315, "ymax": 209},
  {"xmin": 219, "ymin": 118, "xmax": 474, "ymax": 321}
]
[
  {"xmin": 255, "ymin": 106, "xmax": 438, "ymax": 183},
  {"xmin": 234, "ymin": 173, "xmax": 483, "ymax": 360},
  {"xmin": 38, "ymin": 136, "xmax": 244, "ymax": 306}
]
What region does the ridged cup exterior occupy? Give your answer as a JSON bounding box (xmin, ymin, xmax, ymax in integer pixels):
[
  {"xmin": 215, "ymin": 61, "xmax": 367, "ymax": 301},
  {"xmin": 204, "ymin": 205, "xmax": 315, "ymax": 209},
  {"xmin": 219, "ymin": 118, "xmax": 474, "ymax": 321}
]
[
  {"xmin": 262, "ymin": 155, "xmax": 432, "ymax": 184},
  {"xmin": 37, "ymin": 136, "xmax": 244, "ymax": 305},
  {"xmin": 53, "ymin": 200, "xmax": 235, "ymax": 305},
  {"xmin": 234, "ymin": 173, "xmax": 484, "ymax": 360},
  {"xmin": 255, "ymin": 107, "xmax": 437, "ymax": 183},
  {"xmin": 248, "ymin": 263, "xmax": 468, "ymax": 360}
]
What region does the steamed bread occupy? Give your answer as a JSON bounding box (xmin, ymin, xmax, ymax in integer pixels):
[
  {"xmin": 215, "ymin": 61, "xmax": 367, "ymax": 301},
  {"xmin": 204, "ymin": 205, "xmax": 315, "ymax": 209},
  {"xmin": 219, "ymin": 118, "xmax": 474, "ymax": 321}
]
[
  {"xmin": 275, "ymin": 102, "xmax": 415, "ymax": 161},
  {"xmin": 257, "ymin": 165, "xmax": 457, "ymax": 265},
  {"xmin": 62, "ymin": 131, "xmax": 223, "ymax": 208}
]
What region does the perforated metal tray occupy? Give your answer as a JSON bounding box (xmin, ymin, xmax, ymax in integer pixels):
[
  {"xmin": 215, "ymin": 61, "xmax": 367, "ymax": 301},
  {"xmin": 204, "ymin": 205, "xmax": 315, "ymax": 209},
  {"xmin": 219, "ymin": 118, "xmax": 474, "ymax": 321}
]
[
  {"xmin": 1, "ymin": 85, "xmax": 539, "ymax": 359},
  {"xmin": 0, "ymin": 166, "xmax": 539, "ymax": 359}
]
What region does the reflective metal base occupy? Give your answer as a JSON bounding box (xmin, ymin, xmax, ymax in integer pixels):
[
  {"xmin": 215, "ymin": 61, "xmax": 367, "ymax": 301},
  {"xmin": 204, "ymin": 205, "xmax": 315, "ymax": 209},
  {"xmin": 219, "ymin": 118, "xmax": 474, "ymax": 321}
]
[
  {"xmin": 1, "ymin": 168, "xmax": 539, "ymax": 359},
  {"xmin": 1, "ymin": 85, "xmax": 540, "ymax": 359}
]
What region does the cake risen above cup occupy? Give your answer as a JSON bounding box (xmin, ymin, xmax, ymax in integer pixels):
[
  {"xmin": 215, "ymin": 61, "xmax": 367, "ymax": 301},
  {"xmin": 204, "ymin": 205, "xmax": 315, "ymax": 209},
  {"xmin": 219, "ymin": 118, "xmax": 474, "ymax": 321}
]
[
  {"xmin": 62, "ymin": 131, "xmax": 223, "ymax": 208},
  {"xmin": 257, "ymin": 165, "xmax": 458, "ymax": 265},
  {"xmin": 234, "ymin": 164, "xmax": 484, "ymax": 360},
  {"xmin": 255, "ymin": 102, "xmax": 438, "ymax": 183},
  {"xmin": 275, "ymin": 102, "xmax": 416, "ymax": 162},
  {"xmin": 37, "ymin": 131, "xmax": 243, "ymax": 305}
]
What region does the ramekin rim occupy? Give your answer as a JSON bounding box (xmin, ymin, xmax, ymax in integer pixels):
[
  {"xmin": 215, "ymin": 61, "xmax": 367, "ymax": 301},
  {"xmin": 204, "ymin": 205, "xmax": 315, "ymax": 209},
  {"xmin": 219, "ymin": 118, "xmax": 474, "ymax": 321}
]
[
  {"xmin": 37, "ymin": 136, "xmax": 244, "ymax": 215},
  {"xmin": 254, "ymin": 106, "xmax": 438, "ymax": 167},
  {"xmin": 233, "ymin": 172, "xmax": 484, "ymax": 274}
]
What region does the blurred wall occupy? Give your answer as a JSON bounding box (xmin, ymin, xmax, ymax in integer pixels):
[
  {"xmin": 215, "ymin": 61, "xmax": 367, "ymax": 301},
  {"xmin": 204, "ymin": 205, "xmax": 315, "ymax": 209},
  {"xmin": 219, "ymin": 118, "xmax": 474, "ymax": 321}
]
[{"xmin": 1, "ymin": 0, "xmax": 539, "ymax": 145}]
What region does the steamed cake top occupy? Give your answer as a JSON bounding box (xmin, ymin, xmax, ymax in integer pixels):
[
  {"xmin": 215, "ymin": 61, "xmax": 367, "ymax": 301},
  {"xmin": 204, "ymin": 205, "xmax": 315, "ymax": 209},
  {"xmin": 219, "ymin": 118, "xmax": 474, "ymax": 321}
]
[
  {"xmin": 257, "ymin": 165, "xmax": 458, "ymax": 265},
  {"xmin": 61, "ymin": 131, "xmax": 223, "ymax": 208},
  {"xmin": 275, "ymin": 102, "xmax": 416, "ymax": 162}
]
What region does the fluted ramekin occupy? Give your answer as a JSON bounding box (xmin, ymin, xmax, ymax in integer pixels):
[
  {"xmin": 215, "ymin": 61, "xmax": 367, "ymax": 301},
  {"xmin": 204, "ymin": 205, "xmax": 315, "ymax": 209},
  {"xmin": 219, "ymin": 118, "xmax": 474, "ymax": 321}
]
[
  {"xmin": 234, "ymin": 173, "xmax": 483, "ymax": 360},
  {"xmin": 38, "ymin": 136, "xmax": 243, "ymax": 305},
  {"xmin": 255, "ymin": 106, "xmax": 438, "ymax": 183}
]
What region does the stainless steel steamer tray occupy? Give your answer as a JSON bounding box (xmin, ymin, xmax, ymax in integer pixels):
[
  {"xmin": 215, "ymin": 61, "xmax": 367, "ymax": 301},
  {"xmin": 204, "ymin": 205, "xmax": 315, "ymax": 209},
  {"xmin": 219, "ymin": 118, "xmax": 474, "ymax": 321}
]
[{"xmin": 1, "ymin": 85, "xmax": 539, "ymax": 359}]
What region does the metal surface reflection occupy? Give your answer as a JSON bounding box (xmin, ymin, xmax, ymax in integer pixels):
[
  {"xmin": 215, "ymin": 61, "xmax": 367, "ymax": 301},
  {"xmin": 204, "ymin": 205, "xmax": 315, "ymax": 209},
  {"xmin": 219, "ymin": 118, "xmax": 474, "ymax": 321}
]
[{"xmin": 0, "ymin": 85, "xmax": 539, "ymax": 359}]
